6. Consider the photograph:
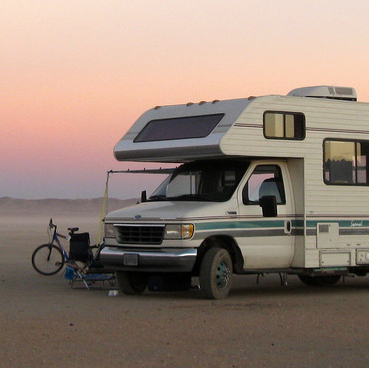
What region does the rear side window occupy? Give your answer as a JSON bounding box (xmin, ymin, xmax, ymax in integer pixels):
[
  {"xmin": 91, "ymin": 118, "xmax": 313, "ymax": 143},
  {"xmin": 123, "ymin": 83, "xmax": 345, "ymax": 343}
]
[
  {"xmin": 134, "ymin": 114, "xmax": 224, "ymax": 142},
  {"xmin": 264, "ymin": 111, "xmax": 305, "ymax": 140},
  {"xmin": 324, "ymin": 139, "xmax": 369, "ymax": 185}
]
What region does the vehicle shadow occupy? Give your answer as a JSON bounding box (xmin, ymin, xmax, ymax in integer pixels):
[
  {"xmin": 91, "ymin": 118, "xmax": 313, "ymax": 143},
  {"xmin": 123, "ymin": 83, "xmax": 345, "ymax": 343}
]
[{"xmin": 139, "ymin": 273, "xmax": 369, "ymax": 301}]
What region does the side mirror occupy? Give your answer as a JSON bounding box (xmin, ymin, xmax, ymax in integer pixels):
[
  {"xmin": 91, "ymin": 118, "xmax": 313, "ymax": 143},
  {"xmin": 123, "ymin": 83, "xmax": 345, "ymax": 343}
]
[
  {"xmin": 140, "ymin": 190, "xmax": 147, "ymax": 203},
  {"xmin": 259, "ymin": 195, "xmax": 277, "ymax": 217}
]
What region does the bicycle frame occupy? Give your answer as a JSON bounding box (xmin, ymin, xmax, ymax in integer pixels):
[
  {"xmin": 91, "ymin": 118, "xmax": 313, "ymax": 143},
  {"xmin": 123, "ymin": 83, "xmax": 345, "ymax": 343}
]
[{"xmin": 48, "ymin": 220, "xmax": 70, "ymax": 262}]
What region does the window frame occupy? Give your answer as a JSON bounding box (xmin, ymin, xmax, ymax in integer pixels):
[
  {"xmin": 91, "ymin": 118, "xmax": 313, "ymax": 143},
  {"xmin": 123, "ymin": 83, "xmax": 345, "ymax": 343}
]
[
  {"xmin": 323, "ymin": 138, "xmax": 369, "ymax": 186},
  {"xmin": 243, "ymin": 164, "xmax": 286, "ymax": 205},
  {"xmin": 134, "ymin": 113, "xmax": 225, "ymax": 143},
  {"xmin": 263, "ymin": 111, "xmax": 306, "ymax": 140}
]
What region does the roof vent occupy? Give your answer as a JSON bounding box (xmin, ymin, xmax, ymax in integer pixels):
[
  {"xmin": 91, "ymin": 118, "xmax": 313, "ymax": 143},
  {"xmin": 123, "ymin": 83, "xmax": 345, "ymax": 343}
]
[{"xmin": 287, "ymin": 85, "xmax": 357, "ymax": 101}]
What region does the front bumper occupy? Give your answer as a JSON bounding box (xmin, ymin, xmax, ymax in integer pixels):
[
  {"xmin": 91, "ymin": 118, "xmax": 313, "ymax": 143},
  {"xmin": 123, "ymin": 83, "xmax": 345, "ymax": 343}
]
[{"xmin": 100, "ymin": 246, "xmax": 197, "ymax": 273}]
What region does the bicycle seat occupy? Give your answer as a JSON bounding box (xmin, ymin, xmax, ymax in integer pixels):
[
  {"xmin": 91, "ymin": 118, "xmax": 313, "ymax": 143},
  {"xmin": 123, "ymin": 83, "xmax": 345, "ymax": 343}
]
[{"xmin": 68, "ymin": 227, "xmax": 79, "ymax": 234}]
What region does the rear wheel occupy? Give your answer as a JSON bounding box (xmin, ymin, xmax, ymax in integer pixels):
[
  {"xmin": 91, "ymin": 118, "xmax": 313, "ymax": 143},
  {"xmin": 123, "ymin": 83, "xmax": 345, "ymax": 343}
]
[
  {"xmin": 116, "ymin": 271, "xmax": 148, "ymax": 295},
  {"xmin": 199, "ymin": 247, "xmax": 233, "ymax": 299},
  {"xmin": 298, "ymin": 274, "xmax": 341, "ymax": 286},
  {"xmin": 31, "ymin": 243, "xmax": 65, "ymax": 275}
]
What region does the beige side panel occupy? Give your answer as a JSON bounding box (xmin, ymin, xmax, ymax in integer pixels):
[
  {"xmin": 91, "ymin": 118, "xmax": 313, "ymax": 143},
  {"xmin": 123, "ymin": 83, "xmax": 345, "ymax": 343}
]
[{"xmin": 320, "ymin": 252, "xmax": 351, "ymax": 267}]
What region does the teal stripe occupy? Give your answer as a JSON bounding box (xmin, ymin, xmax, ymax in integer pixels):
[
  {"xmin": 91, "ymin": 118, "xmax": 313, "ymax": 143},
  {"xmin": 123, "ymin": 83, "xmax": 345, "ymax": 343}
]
[
  {"xmin": 293, "ymin": 220, "xmax": 304, "ymax": 227},
  {"xmin": 196, "ymin": 220, "xmax": 285, "ymax": 231},
  {"xmin": 306, "ymin": 220, "xmax": 369, "ymax": 228},
  {"xmin": 195, "ymin": 219, "xmax": 369, "ymax": 232}
]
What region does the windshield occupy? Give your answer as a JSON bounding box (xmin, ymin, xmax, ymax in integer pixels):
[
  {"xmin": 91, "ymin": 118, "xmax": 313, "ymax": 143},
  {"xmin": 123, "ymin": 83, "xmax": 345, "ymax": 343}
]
[{"xmin": 149, "ymin": 160, "xmax": 249, "ymax": 202}]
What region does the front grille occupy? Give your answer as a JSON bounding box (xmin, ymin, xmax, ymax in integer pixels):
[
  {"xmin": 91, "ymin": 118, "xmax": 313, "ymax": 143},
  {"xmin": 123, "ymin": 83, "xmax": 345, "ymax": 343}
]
[{"xmin": 115, "ymin": 225, "xmax": 165, "ymax": 245}]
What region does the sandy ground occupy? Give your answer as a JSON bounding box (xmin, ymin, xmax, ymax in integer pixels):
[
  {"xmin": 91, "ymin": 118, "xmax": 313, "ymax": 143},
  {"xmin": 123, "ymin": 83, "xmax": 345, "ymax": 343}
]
[{"xmin": 2, "ymin": 213, "xmax": 369, "ymax": 368}]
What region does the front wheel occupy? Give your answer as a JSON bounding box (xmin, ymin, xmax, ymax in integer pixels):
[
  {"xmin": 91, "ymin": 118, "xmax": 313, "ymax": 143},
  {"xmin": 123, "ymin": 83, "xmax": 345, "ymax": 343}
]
[
  {"xmin": 31, "ymin": 243, "xmax": 65, "ymax": 275},
  {"xmin": 116, "ymin": 271, "xmax": 148, "ymax": 295},
  {"xmin": 199, "ymin": 247, "xmax": 233, "ymax": 299}
]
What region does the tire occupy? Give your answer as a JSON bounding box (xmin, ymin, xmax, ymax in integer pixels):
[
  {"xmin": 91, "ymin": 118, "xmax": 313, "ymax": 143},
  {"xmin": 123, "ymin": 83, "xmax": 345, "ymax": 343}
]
[
  {"xmin": 298, "ymin": 274, "xmax": 341, "ymax": 286},
  {"xmin": 31, "ymin": 243, "xmax": 65, "ymax": 275},
  {"xmin": 199, "ymin": 247, "xmax": 233, "ymax": 299},
  {"xmin": 116, "ymin": 271, "xmax": 148, "ymax": 295}
]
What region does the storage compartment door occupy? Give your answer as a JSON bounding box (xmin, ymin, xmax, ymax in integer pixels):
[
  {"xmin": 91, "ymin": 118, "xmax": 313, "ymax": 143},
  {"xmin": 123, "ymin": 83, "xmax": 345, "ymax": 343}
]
[{"xmin": 317, "ymin": 223, "xmax": 339, "ymax": 249}]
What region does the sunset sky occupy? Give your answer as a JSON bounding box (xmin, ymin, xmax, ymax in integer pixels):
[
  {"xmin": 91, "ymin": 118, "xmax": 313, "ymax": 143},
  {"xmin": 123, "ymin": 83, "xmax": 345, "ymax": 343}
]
[{"xmin": 2, "ymin": 0, "xmax": 369, "ymax": 199}]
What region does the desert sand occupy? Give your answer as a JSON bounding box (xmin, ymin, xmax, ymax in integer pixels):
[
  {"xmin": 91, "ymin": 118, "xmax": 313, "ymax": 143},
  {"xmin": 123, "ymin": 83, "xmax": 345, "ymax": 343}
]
[{"xmin": 1, "ymin": 199, "xmax": 369, "ymax": 367}]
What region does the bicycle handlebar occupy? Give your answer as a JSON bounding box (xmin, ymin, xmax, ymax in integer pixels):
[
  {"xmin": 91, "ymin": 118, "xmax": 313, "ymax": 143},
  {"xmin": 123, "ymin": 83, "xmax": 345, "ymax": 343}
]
[
  {"xmin": 49, "ymin": 218, "xmax": 56, "ymax": 229},
  {"xmin": 48, "ymin": 218, "xmax": 79, "ymax": 237},
  {"xmin": 48, "ymin": 218, "xmax": 85, "ymax": 239}
]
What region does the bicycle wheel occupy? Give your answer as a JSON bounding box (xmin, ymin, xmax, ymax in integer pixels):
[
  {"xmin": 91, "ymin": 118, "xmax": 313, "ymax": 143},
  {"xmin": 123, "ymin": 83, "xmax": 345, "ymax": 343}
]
[{"xmin": 31, "ymin": 243, "xmax": 65, "ymax": 275}]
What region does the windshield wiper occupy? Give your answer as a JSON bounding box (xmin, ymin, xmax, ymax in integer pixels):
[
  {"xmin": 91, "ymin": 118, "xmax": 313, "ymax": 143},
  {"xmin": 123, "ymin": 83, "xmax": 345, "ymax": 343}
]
[
  {"xmin": 148, "ymin": 195, "xmax": 167, "ymax": 201},
  {"xmin": 167, "ymin": 194, "xmax": 212, "ymax": 201}
]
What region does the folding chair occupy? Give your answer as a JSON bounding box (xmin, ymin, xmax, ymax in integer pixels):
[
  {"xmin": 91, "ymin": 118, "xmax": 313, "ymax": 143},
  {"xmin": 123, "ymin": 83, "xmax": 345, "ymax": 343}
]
[{"xmin": 65, "ymin": 232, "xmax": 115, "ymax": 289}]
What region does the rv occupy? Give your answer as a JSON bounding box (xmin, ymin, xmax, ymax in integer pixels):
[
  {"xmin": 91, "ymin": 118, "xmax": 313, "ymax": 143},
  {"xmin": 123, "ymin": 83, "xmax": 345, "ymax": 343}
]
[{"xmin": 100, "ymin": 85, "xmax": 369, "ymax": 299}]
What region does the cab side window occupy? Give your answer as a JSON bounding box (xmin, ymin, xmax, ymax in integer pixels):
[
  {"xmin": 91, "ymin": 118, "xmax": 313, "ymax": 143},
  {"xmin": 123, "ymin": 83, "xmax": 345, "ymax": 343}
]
[{"xmin": 243, "ymin": 165, "xmax": 286, "ymax": 205}]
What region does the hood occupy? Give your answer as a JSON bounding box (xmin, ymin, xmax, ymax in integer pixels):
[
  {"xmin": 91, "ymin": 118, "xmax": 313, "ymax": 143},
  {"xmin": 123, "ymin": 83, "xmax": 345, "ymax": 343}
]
[{"xmin": 105, "ymin": 200, "xmax": 236, "ymax": 222}]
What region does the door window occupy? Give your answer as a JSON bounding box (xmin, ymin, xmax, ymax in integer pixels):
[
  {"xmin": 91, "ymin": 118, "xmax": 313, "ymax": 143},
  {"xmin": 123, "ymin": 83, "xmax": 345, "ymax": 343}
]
[{"xmin": 243, "ymin": 165, "xmax": 286, "ymax": 205}]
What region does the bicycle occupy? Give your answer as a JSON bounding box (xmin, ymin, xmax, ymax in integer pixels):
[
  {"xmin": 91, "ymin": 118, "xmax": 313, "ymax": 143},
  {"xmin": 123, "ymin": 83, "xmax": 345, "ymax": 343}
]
[
  {"xmin": 32, "ymin": 219, "xmax": 117, "ymax": 289},
  {"xmin": 31, "ymin": 218, "xmax": 89, "ymax": 276}
]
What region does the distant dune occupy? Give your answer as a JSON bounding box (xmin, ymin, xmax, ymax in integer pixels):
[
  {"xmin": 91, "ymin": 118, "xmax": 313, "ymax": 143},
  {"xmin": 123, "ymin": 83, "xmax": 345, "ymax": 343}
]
[{"xmin": 0, "ymin": 197, "xmax": 138, "ymax": 215}]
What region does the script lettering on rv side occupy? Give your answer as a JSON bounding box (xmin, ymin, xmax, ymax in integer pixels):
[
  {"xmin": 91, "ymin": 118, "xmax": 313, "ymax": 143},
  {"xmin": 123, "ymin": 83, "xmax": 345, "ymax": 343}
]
[{"xmin": 351, "ymin": 220, "xmax": 363, "ymax": 227}]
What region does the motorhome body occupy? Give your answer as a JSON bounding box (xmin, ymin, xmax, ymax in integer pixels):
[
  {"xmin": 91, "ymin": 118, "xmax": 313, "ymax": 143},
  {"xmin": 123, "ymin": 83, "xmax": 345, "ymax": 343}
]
[{"xmin": 100, "ymin": 85, "xmax": 369, "ymax": 299}]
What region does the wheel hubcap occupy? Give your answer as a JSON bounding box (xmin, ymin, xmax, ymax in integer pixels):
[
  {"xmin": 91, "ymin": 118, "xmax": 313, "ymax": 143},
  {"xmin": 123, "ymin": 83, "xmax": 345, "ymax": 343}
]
[{"xmin": 216, "ymin": 262, "xmax": 231, "ymax": 290}]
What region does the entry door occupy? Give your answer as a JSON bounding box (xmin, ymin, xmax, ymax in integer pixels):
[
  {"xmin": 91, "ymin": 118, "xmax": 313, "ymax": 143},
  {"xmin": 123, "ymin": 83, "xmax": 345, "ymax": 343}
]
[{"xmin": 237, "ymin": 162, "xmax": 295, "ymax": 269}]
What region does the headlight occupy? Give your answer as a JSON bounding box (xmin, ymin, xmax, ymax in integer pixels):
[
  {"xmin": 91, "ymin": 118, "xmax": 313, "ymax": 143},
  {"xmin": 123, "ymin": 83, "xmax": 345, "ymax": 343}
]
[
  {"xmin": 164, "ymin": 224, "xmax": 194, "ymax": 240},
  {"xmin": 104, "ymin": 223, "xmax": 116, "ymax": 238}
]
